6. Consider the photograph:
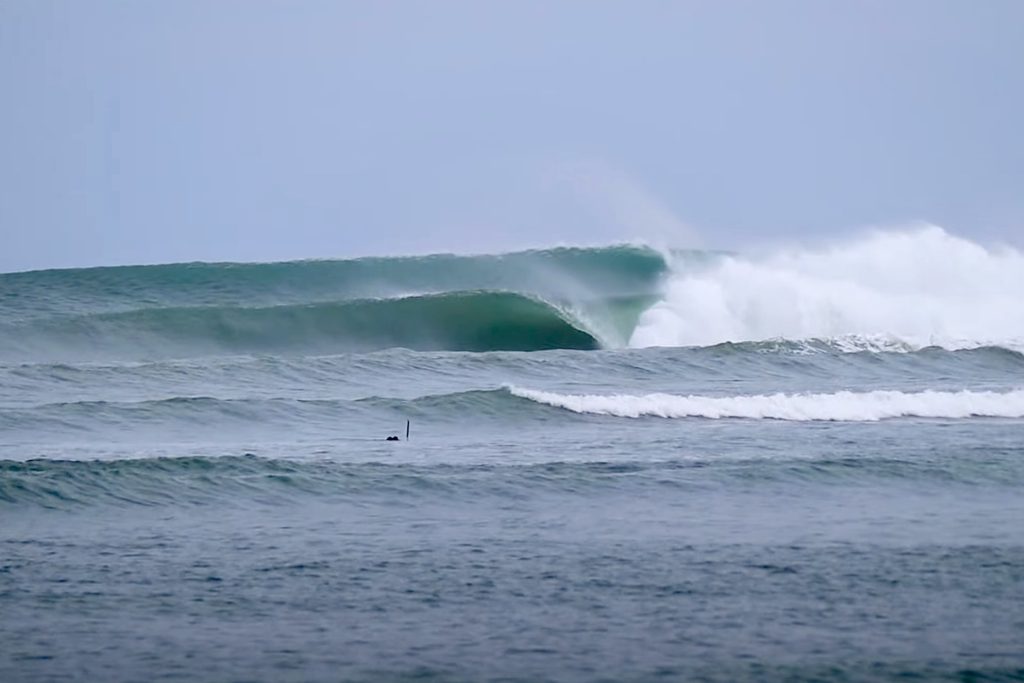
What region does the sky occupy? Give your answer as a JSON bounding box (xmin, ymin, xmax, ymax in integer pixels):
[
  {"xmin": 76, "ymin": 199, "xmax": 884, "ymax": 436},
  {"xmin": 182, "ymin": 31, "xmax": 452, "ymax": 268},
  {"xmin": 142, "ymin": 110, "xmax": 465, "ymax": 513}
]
[{"xmin": 1, "ymin": 0, "xmax": 1022, "ymax": 272}]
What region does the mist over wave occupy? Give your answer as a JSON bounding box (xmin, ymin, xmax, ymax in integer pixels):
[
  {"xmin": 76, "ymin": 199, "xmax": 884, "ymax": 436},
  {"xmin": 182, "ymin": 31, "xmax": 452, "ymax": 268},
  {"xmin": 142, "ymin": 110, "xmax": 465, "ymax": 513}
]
[
  {"xmin": 630, "ymin": 225, "xmax": 1024, "ymax": 351},
  {"xmin": 509, "ymin": 385, "xmax": 1024, "ymax": 421},
  {"xmin": 0, "ymin": 245, "xmax": 666, "ymax": 360}
]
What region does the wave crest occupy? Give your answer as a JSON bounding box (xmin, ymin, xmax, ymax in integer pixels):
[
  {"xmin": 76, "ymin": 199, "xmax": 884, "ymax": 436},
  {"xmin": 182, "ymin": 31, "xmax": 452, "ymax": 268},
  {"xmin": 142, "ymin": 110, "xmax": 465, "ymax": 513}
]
[{"xmin": 507, "ymin": 385, "xmax": 1024, "ymax": 421}]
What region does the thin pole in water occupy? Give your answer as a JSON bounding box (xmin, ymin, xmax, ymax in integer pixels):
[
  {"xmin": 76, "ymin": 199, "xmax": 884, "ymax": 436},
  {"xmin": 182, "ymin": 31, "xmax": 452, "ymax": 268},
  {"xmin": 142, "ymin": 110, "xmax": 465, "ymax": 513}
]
[{"xmin": 406, "ymin": 420, "xmax": 410, "ymax": 440}]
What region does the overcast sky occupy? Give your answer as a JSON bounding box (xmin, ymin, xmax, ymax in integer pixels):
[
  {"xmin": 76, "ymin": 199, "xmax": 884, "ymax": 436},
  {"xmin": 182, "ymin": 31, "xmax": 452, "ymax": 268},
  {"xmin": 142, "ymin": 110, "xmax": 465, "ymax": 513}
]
[{"xmin": 1, "ymin": 1, "xmax": 1022, "ymax": 272}]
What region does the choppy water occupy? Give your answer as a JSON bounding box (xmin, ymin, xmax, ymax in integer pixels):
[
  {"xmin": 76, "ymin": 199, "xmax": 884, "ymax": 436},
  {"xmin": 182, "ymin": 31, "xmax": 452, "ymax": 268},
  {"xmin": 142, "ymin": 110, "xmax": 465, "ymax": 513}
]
[{"xmin": 2, "ymin": 227, "xmax": 1023, "ymax": 682}]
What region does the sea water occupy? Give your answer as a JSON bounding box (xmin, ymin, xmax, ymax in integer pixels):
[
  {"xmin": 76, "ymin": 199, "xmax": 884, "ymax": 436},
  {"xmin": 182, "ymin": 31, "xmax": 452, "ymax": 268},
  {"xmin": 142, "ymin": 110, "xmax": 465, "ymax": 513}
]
[{"xmin": 2, "ymin": 226, "xmax": 1023, "ymax": 682}]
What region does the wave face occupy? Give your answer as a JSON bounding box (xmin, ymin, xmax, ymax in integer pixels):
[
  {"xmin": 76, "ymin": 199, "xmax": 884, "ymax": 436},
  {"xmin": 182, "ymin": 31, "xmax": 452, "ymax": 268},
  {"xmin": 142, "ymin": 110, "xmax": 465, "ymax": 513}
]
[
  {"xmin": 4, "ymin": 228, "xmax": 1020, "ymax": 359},
  {"xmin": 508, "ymin": 386, "xmax": 1024, "ymax": 421},
  {"xmin": 0, "ymin": 456, "xmax": 704, "ymax": 508},
  {"xmin": 630, "ymin": 226, "xmax": 1024, "ymax": 351},
  {"xmin": 0, "ymin": 246, "xmax": 667, "ymax": 360},
  {"xmin": 7, "ymin": 442, "xmax": 1024, "ymax": 509},
  {"xmin": 9, "ymin": 292, "xmax": 613, "ymax": 357}
]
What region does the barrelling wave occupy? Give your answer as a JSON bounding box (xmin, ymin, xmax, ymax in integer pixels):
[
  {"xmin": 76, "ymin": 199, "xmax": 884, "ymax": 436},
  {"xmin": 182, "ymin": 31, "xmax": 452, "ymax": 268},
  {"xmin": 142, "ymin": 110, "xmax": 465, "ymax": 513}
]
[
  {"xmin": 0, "ymin": 244, "xmax": 669, "ymax": 360},
  {"xmin": 3, "ymin": 227, "xmax": 1024, "ymax": 682},
  {"xmin": 3, "ymin": 227, "xmax": 1023, "ymax": 361}
]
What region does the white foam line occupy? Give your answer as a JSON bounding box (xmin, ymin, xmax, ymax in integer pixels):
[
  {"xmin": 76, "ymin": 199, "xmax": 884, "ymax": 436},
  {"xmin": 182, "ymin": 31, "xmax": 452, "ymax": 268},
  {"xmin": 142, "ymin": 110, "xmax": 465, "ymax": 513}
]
[{"xmin": 507, "ymin": 386, "xmax": 1024, "ymax": 421}]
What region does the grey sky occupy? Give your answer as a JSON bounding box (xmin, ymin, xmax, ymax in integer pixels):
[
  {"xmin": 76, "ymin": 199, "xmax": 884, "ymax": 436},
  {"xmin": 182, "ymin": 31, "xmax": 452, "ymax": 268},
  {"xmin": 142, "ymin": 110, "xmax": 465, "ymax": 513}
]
[{"xmin": 2, "ymin": 1, "xmax": 1022, "ymax": 272}]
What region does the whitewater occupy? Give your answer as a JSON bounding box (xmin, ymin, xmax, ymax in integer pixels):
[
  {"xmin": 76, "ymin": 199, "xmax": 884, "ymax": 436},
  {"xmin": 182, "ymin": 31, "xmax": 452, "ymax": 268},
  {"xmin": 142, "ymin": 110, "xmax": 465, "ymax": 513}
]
[
  {"xmin": 2, "ymin": 226, "xmax": 1023, "ymax": 683},
  {"xmin": 631, "ymin": 225, "xmax": 1024, "ymax": 351},
  {"xmin": 508, "ymin": 386, "xmax": 1024, "ymax": 421}
]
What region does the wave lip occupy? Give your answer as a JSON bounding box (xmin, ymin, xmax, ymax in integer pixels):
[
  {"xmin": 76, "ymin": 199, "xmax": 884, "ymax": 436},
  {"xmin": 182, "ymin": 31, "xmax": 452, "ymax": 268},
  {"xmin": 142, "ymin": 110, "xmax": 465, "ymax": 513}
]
[{"xmin": 507, "ymin": 386, "xmax": 1024, "ymax": 422}]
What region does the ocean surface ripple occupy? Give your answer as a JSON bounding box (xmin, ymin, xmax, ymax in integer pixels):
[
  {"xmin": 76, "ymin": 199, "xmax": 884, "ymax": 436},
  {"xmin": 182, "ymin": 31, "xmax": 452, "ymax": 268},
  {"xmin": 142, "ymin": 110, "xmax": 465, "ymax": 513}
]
[{"xmin": 2, "ymin": 228, "xmax": 1023, "ymax": 682}]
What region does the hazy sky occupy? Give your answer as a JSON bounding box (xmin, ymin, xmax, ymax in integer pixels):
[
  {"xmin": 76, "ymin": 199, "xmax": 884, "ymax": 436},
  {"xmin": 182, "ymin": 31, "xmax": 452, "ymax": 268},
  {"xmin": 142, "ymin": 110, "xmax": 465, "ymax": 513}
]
[{"xmin": 2, "ymin": 1, "xmax": 1022, "ymax": 271}]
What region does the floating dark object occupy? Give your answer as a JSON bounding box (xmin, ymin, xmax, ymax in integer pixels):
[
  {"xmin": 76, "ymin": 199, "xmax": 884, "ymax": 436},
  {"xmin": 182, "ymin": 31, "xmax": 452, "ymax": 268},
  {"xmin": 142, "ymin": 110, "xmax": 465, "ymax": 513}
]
[{"xmin": 385, "ymin": 435, "xmax": 400, "ymax": 441}]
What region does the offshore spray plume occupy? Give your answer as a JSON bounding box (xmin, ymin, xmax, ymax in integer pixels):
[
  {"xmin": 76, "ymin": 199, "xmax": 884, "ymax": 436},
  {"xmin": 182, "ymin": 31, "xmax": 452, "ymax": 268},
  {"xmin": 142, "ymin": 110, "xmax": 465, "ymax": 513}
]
[{"xmin": 545, "ymin": 158, "xmax": 703, "ymax": 253}]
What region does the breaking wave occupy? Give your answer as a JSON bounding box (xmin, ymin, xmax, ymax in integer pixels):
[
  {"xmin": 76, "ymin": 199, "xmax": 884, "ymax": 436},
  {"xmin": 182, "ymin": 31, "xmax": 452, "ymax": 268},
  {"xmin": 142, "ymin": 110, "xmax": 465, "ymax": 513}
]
[
  {"xmin": 630, "ymin": 226, "xmax": 1024, "ymax": 351},
  {"xmin": 4, "ymin": 229, "xmax": 1022, "ymax": 359},
  {"xmin": 0, "ymin": 245, "xmax": 666, "ymax": 360},
  {"xmin": 507, "ymin": 386, "xmax": 1024, "ymax": 421}
]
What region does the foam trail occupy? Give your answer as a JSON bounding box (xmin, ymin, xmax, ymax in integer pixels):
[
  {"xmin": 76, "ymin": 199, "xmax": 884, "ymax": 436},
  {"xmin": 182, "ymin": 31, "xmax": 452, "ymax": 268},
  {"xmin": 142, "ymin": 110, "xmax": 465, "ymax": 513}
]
[
  {"xmin": 508, "ymin": 386, "xmax": 1024, "ymax": 421},
  {"xmin": 630, "ymin": 226, "xmax": 1024, "ymax": 351}
]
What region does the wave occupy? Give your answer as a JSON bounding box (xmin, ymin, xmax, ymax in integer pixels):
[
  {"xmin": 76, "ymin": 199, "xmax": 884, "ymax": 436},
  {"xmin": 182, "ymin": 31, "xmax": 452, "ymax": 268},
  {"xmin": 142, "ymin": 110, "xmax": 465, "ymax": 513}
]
[
  {"xmin": 7, "ymin": 382, "xmax": 1024, "ymax": 439},
  {"xmin": 0, "ymin": 389, "xmax": 561, "ymax": 439},
  {"xmin": 0, "ymin": 454, "xmax": 699, "ymax": 508},
  {"xmin": 5, "ymin": 229, "xmax": 1022, "ymax": 359},
  {"xmin": 1, "ymin": 244, "xmax": 668, "ymax": 320},
  {"xmin": 630, "ymin": 226, "xmax": 1024, "ymax": 352},
  {"xmin": 3, "ymin": 342, "xmax": 1021, "ymax": 390},
  {"xmin": 507, "ymin": 386, "xmax": 1024, "ymax": 421},
  {"xmin": 6, "ymin": 450, "xmax": 1022, "ymax": 509},
  {"xmin": 1, "ymin": 291, "xmax": 665, "ymax": 360},
  {"xmin": 4, "ymin": 344, "xmax": 1024, "ymax": 424},
  {"xmin": 6, "ymin": 382, "xmax": 1022, "ymax": 448},
  {"xmin": 0, "ymin": 245, "xmax": 669, "ymax": 360}
]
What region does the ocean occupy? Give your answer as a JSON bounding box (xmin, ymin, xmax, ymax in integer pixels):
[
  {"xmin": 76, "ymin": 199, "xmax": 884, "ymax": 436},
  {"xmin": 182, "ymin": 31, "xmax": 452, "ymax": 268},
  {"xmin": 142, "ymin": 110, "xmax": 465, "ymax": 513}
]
[{"xmin": 2, "ymin": 226, "xmax": 1023, "ymax": 682}]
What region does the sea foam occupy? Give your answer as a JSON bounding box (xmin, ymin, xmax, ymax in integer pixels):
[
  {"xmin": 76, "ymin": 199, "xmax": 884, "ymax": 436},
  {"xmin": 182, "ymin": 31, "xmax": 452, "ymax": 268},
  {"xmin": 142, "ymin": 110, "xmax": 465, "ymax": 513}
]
[
  {"xmin": 508, "ymin": 386, "xmax": 1024, "ymax": 421},
  {"xmin": 631, "ymin": 226, "xmax": 1024, "ymax": 351}
]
